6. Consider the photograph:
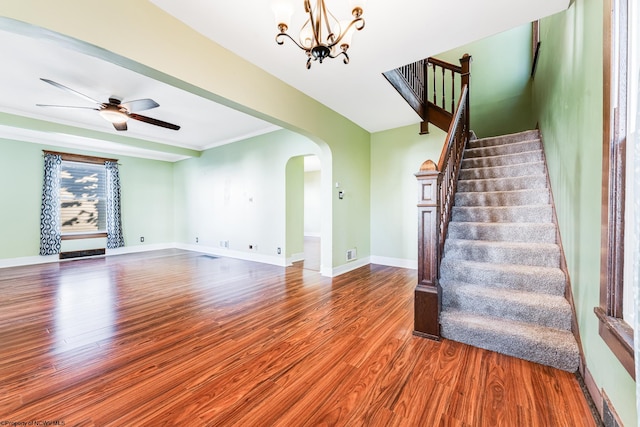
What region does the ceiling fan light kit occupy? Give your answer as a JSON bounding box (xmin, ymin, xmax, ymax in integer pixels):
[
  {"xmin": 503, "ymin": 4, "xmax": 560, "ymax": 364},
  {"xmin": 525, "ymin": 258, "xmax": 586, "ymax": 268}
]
[
  {"xmin": 99, "ymin": 105, "xmax": 128, "ymax": 125},
  {"xmin": 273, "ymin": 0, "xmax": 366, "ymax": 69},
  {"xmin": 37, "ymin": 78, "xmax": 180, "ymax": 132}
]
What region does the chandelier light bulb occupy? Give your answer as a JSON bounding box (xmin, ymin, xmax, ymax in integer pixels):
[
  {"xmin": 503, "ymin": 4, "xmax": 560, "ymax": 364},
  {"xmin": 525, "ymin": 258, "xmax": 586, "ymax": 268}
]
[{"xmin": 272, "ymin": 0, "xmax": 293, "ymax": 31}]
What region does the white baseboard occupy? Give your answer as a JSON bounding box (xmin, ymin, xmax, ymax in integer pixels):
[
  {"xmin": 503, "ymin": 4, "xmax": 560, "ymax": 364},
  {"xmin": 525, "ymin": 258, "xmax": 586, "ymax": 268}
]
[
  {"xmin": 0, "ymin": 246, "xmax": 416, "ymax": 277},
  {"xmin": 289, "ymin": 252, "xmax": 305, "ymax": 263},
  {"xmin": 0, "ymin": 254, "xmax": 59, "ymax": 268},
  {"xmin": 106, "ymin": 243, "xmax": 175, "ymax": 256},
  {"xmin": 330, "ymin": 256, "xmax": 371, "ymax": 277},
  {"xmin": 369, "ymin": 256, "xmax": 417, "ymax": 270},
  {"xmin": 0, "ymin": 244, "xmax": 176, "ymax": 269},
  {"xmin": 176, "ymin": 243, "xmax": 288, "ymax": 267}
]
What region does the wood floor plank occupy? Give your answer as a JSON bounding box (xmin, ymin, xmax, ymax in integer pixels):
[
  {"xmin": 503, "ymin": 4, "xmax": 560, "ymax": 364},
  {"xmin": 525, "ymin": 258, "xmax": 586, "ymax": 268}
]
[{"xmin": 0, "ymin": 250, "xmax": 598, "ymax": 426}]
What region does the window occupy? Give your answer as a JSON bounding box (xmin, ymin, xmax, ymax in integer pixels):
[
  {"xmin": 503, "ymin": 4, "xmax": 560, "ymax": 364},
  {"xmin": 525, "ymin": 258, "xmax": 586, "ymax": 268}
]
[
  {"xmin": 60, "ymin": 161, "xmax": 107, "ymax": 236},
  {"xmin": 40, "ymin": 151, "xmax": 124, "ymax": 255},
  {"xmin": 596, "ymin": 0, "xmax": 635, "ymax": 379}
]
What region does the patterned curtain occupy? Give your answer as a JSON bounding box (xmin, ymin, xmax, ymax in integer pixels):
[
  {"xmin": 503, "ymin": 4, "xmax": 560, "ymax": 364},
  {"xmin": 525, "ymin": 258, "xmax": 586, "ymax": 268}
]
[
  {"xmin": 105, "ymin": 161, "xmax": 125, "ymax": 249},
  {"xmin": 39, "ymin": 153, "xmax": 62, "ymax": 255}
]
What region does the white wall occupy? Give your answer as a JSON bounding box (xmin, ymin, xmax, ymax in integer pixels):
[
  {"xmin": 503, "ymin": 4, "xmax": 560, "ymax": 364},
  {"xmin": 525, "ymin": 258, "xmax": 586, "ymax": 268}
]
[
  {"xmin": 304, "ymin": 169, "xmax": 322, "ymax": 237},
  {"xmin": 173, "ymin": 129, "xmax": 320, "ymax": 265}
]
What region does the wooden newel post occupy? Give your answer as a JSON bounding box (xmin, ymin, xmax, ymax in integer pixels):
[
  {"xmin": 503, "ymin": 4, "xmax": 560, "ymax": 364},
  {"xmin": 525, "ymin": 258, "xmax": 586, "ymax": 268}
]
[
  {"xmin": 420, "ymin": 59, "xmax": 430, "ymax": 135},
  {"xmin": 459, "ymin": 54, "xmax": 472, "ymax": 139},
  {"xmin": 414, "ymin": 159, "xmax": 441, "ymax": 340}
]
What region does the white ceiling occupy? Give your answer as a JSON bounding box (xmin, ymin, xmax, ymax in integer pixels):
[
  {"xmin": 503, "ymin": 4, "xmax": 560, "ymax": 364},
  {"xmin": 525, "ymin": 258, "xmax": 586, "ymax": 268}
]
[{"xmin": 0, "ymin": 0, "xmax": 568, "ymax": 162}]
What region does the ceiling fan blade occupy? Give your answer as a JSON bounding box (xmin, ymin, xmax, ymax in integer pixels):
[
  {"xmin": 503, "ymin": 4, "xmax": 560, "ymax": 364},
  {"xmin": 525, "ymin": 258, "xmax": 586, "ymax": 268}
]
[
  {"xmin": 40, "ymin": 78, "xmax": 103, "ymax": 106},
  {"xmin": 36, "ymin": 104, "xmax": 100, "ymax": 110},
  {"xmin": 129, "ymin": 113, "xmax": 180, "ymax": 130},
  {"xmin": 120, "ymin": 98, "xmax": 159, "ymax": 112},
  {"xmin": 113, "ymin": 122, "xmax": 128, "ymax": 131}
]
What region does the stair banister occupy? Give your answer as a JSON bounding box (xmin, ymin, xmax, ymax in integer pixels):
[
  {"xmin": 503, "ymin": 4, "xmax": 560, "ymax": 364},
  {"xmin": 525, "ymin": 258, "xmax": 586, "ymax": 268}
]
[
  {"xmin": 383, "ymin": 54, "xmax": 471, "ymax": 135},
  {"xmin": 414, "ymin": 84, "xmax": 470, "ymax": 340}
]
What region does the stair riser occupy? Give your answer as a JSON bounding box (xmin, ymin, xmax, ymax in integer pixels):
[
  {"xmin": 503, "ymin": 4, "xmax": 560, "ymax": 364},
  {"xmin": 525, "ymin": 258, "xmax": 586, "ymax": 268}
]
[
  {"xmin": 440, "ymin": 262, "xmax": 566, "ymax": 295},
  {"xmin": 442, "ymin": 290, "xmax": 572, "ymax": 330},
  {"xmin": 451, "ymin": 206, "xmax": 553, "ymax": 223},
  {"xmin": 454, "ymin": 189, "xmax": 550, "ymax": 207},
  {"xmin": 462, "ymin": 151, "xmax": 543, "ymax": 169},
  {"xmin": 458, "ymin": 162, "xmax": 546, "ymax": 180},
  {"xmin": 457, "ymin": 175, "xmax": 547, "ymax": 193},
  {"xmin": 464, "ymin": 141, "xmax": 542, "ymax": 159},
  {"xmin": 440, "ymin": 316, "xmax": 579, "ymax": 372},
  {"xmin": 439, "ymin": 130, "xmax": 579, "ymax": 372},
  {"xmin": 446, "ymin": 223, "xmax": 556, "ymax": 243},
  {"xmin": 444, "ymin": 242, "xmax": 560, "ymax": 267},
  {"xmin": 467, "ymin": 131, "xmax": 541, "ymax": 149}
]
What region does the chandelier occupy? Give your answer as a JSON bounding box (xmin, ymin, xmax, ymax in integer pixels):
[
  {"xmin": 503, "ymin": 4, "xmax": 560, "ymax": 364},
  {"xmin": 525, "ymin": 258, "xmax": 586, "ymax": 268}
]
[{"xmin": 272, "ymin": 0, "xmax": 366, "ymax": 69}]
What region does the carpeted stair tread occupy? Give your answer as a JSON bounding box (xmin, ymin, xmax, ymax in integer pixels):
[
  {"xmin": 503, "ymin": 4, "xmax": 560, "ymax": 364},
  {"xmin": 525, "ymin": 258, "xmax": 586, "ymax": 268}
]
[
  {"xmin": 451, "ymin": 204, "xmax": 553, "ymax": 223},
  {"xmin": 446, "ymin": 222, "xmax": 556, "ymax": 243},
  {"xmin": 455, "ymin": 188, "xmax": 550, "ymax": 207},
  {"xmin": 457, "ymin": 174, "xmax": 547, "ymax": 192},
  {"xmin": 464, "ymin": 140, "xmax": 542, "ymax": 159},
  {"xmin": 459, "ymin": 161, "xmax": 546, "ymax": 180},
  {"xmin": 439, "ymin": 129, "xmax": 578, "ymax": 372},
  {"xmin": 440, "ymin": 311, "xmax": 580, "ymax": 372},
  {"xmin": 462, "ymin": 150, "xmax": 544, "ymax": 169},
  {"xmin": 440, "ymin": 259, "xmax": 566, "ymax": 295},
  {"xmin": 441, "ymin": 283, "xmax": 572, "ymax": 330},
  {"xmin": 468, "ymin": 130, "xmax": 541, "ymax": 149},
  {"xmin": 444, "ymin": 239, "xmax": 560, "ymax": 267}
]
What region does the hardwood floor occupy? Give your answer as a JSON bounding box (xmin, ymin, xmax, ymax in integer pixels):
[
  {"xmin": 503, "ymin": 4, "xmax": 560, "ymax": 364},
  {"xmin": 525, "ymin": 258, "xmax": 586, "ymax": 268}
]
[{"xmin": 0, "ymin": 250, "xmax": 598, "ymax": 426}]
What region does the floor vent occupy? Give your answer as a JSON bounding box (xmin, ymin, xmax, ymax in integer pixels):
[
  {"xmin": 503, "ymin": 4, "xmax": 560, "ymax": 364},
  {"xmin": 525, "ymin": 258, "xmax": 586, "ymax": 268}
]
[
  {"xmin": 199, "ymin": 255, "xmax": 219, "ymax": 260},
  {"xmin": 59, "ymin": 248, "xmax": 106, "ymax": 260}
]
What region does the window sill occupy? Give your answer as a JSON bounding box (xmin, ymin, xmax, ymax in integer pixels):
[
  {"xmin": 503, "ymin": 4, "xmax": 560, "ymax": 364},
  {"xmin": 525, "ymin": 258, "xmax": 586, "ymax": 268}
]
[{"xmin": 594, "ymin": 307, "xmax": 635, "ymax": 379}]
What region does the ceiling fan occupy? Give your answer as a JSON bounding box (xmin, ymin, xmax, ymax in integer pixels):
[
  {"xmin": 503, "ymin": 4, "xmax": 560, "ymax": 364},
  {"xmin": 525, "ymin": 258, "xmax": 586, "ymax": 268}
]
[{"xmin": 36, "ymin": 78, "xmax": 180, "ymax": 132}]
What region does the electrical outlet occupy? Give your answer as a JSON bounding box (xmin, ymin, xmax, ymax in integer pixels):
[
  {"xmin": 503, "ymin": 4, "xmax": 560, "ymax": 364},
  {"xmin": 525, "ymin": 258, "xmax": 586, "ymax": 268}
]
[
  {"xmin": 277, "ymin": 247, "xmax": 281, "ymax": 254},
  {"xmin": 346, "ymin": 248, "xmax": 357, "ymax": 261},
  {"xmin": 196, "ymin": 237, "xmax": 199, "ymax": 243},
  {"xmin": 140, "ymin": 236, "xmax": 144, "ymax": 243}
]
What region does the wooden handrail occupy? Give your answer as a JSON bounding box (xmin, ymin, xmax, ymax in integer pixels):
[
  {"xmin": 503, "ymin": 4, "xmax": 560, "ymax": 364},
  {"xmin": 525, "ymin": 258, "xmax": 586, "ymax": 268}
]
[
  {"xmin": 383, "ymin": 54, "xmax": 471, "ymax": 135},
  {"xmin": 427, "ymin": 57, "xmax": 463, "ymax": 74},
  {"xmin": 436, "ymin": 84, "xmax": 470, "ymax": 255},
  {"xmin": 413, "ymin": 84, "xmax": 470, "ymax": 340}
]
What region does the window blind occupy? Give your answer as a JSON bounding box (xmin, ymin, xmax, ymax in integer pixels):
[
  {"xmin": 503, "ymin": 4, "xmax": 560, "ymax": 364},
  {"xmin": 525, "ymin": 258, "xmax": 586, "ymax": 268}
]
[{"xmin": 59, "ymin": 160, "xmax": 107, "ymax": 234}]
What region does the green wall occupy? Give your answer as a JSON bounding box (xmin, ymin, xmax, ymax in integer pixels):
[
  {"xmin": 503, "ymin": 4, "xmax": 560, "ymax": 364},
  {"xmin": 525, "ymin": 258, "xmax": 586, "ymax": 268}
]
[
  {"xmin": 533, "ymin": 0, "xmax": 637, "ymax": 424},
  {"xmin": 286, "ymin": 156, "xmax": 305, "ymax": 259},
  {"xmin": 438, "ymin": 23, "xmax": 536, "ymax": 138},
  {"xmin": 0, "ymin": 139, "xmax": 42, "ymax": 258},
  {"xmin": 0, "ymin": 138, "xmax": 175, "ymax": 260},
  {"xmin": 370, "ymin": 124, "xmax": 447, "ymax": 265}
]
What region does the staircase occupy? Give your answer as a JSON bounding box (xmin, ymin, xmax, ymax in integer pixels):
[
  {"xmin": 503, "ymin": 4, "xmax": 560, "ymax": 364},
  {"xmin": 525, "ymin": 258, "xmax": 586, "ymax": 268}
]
[{"xmin": 438, "ymin": 129, "xmax": 580, "ymax": 372}]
